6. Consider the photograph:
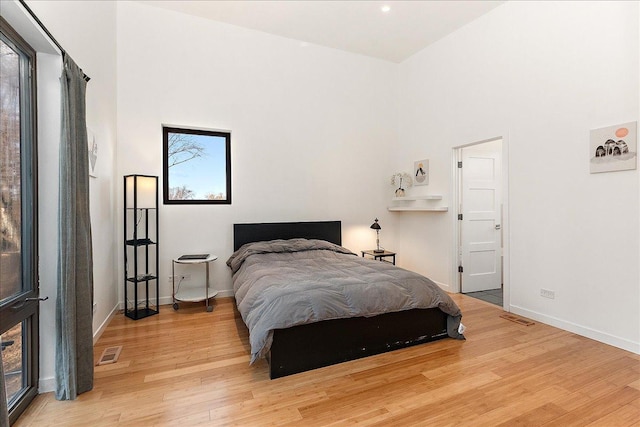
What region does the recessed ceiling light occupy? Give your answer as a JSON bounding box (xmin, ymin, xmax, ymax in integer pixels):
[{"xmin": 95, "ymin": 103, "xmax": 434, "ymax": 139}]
[{"xmin": 381, "ymin": 5, "xmax": 391, "ymax": 13}]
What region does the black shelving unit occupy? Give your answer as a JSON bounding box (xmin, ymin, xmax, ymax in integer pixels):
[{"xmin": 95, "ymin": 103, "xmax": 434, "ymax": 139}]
[{"xmin": 124, "ymin": 175, "xmax": 159, "ymax": 320}]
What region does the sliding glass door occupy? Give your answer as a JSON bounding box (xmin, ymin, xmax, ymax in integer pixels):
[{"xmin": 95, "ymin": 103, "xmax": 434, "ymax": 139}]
[{"xmin": 0, "ymin": 17, "xmax": 39, "ymax": 424}]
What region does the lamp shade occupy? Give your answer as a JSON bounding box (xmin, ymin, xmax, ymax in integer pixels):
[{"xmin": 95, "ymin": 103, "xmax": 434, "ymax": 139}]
[
  {"xmin": 125, "ymin": 175, "xmax": 157, "ymax": 209},
  {"xmin": 370, "ymin": 218, "xmax": 381, "ymax": 230}
]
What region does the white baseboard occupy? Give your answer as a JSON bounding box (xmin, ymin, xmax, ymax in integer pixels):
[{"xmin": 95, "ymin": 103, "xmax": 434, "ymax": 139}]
[
  {"xmin": 510, "ymin": 305, "xmax": 640, "ymax": 355},
  {"xmin": 434, "ymin": 280, "xmax": 452, "ymax": 293},
  {"xmin": 93, "ymin": 303, "xmax": 119, "ymax": 344},
  {"xmin": 38, "ymin": 376, "xmax": 55, "ymax": 394},
  {"xmin": 211, "ymin": 289, "xmax": 234, "ymax": 298}
]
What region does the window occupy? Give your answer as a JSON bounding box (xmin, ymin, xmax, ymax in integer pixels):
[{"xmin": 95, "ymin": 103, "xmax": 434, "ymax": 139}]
[
  {"xmin": 162, "ymin": 126, "xmax": 231, "ymax": 205},
  {"xmin": 1, "ymin": 16, "xmax": 39, "ymax": 422}
]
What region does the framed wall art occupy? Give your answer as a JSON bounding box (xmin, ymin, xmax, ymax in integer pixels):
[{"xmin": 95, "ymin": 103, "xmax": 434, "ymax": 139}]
[
  {"xmin": 413, "ymin": 159, "xmax": 429, "ymax": 185},
  {"xmin": 590, "ymin": 121, "xmax": 637, "ymax": 174},
  {"xmin": 87, "ymin": 127, "xmax": 97, "ymax": 178}
]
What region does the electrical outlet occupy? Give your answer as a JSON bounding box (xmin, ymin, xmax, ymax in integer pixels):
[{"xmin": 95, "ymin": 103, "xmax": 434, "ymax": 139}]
[
  {"xmin": 93, "ymin": 302, "xmax": 97, "ymax": 313},
  {"xmin": 540, "ymin": 288, "xmax": 555, "ymax": 299}
]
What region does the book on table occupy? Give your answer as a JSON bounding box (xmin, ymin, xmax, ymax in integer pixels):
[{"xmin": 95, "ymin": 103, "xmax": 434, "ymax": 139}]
[{"xmin": 178, "ymin": 254, "xmax": 209, "ymax": 260}]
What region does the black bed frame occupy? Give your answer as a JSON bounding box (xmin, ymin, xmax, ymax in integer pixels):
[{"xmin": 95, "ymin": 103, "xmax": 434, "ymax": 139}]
[{"xmin": 233, "ymin": 221, "xmax": 450, "ymax": 379}]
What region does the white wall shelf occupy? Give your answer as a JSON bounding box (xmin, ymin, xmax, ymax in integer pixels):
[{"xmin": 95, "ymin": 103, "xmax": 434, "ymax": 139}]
[
  {"xmin": 388, "ymin": 194, "xmax": 447, "ymax": 212},
  {"xmin": 388, "ymin": 206, "xmax": 448, "ymax": 212},
  {"xmin": 391, "ymin": 195, "xmax": 443, "ymax": 201}
]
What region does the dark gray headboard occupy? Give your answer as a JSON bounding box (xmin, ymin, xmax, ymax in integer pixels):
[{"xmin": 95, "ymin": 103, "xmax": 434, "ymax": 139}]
[{"xmin": 233, "ymin": 221, "xmax": 341, "ymax": 251}]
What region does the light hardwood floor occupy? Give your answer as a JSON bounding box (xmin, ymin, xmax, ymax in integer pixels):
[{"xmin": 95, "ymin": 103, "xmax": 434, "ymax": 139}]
[{"xmin": 15, "ymin": 294, "xmax": 640, "ymax": 426}]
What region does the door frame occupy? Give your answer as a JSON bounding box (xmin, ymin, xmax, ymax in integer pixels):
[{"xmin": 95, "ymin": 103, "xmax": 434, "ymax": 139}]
[
  {"xmin": 0, "ymin": 15, "xmax": 40, "ymax": 423},
  {"xmin": 451, "ymin": 134, "xmax": 511, "ymax": 311}
]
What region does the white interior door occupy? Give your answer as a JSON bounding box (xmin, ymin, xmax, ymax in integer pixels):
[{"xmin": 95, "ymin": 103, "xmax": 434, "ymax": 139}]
[{"xmin": 460, "ymin": 140, "xmax": 502, "ymax": 293}]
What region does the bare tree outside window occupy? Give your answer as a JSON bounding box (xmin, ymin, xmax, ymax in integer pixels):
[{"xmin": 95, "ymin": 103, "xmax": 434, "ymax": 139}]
[
  {"xmin": 169, "ymin": 185, "xmax": 195, "ymax": 200},
  {"xmin": 1, "ymin": 38, "xmax": 22, "ymax": 258},
  {"xmin": 167, "ymin": 133, "xmax": 206, "ymax": 169}
]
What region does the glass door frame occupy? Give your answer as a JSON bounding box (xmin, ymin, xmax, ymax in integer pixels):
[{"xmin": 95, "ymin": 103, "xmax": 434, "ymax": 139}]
[{"xmin": 0, "ymin": 16, "xmax": 40, "ymax": 424}]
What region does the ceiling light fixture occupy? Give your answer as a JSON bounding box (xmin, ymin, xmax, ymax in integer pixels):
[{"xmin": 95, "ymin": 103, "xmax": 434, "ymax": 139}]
[{"xmin": 381, "ymin": 5, "xmax": 391, "ymax": 13}]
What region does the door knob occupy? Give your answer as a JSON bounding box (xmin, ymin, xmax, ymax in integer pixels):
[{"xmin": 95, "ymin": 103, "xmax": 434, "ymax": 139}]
[{"xmin": 25, "ymin": 296, "xmax": 49, "ymax": 302}]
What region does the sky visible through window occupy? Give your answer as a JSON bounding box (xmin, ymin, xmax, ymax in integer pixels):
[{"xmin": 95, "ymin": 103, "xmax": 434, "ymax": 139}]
[{"xmin": 168, "ymin": 133, "xmax": 227, "ymax": 199}]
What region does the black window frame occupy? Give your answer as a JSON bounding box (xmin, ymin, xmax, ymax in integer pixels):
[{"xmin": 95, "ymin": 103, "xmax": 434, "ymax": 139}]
[{"xmin": 162, "ymin": 126, "xmax": 232, "ymax": 205}]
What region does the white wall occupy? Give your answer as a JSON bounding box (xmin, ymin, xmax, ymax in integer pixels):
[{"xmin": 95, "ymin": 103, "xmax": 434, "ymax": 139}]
[
  {"xmin": 23, "ymin": 0, "xmax": 118, "ymax": 391},
  {"xmin": 397, "ymin": 1, "xmax": 639, "ymax": 353},
  {"xmin": 116, "ymin": 1, "xmax": 398, "ymax": 302}
]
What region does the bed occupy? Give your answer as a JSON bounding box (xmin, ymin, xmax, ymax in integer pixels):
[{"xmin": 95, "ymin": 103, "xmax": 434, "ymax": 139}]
[{"xmin": 229, "ymin": 220, "xmax": 464, "ymax": 379}]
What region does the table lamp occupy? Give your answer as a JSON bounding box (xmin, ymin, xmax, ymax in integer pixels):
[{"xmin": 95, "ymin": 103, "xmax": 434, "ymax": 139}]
[{"xmin": 370, "ymin": 218, "xmax": 383, "ymax": 253}]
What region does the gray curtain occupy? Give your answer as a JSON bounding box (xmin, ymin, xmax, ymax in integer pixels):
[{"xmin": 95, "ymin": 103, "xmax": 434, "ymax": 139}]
[
  {"xmin": 55, "ymin": 55, "xmax": 94, "ymax": 400},
  {"xmin": 1, "ymin": 339, "xmax": 9, "ymax": 426}
]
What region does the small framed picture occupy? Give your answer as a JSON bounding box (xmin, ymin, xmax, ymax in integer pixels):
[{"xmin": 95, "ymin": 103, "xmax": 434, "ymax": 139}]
[
  {"xmin": 590, "ymin": 121, "xmax": 637, "ymax": 174},
  {"xmin": 87, "ymin": 127, "xmax": 97, "ymax": 178},
  {"xmin": 413, "ymin": 159, "xmax": 429, "ymax": 186}
]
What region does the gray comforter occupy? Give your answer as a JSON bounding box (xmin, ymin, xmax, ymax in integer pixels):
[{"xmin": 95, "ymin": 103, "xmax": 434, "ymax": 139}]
[{"xmin": 227, "ymin": 238, "xmax": 464, "ymax": 363}]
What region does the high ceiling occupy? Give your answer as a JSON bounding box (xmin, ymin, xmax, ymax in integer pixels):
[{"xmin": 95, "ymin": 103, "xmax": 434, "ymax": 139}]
[{"xmin": 137, "ymin": 1, "xmax": 505, "ymax": 63}]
